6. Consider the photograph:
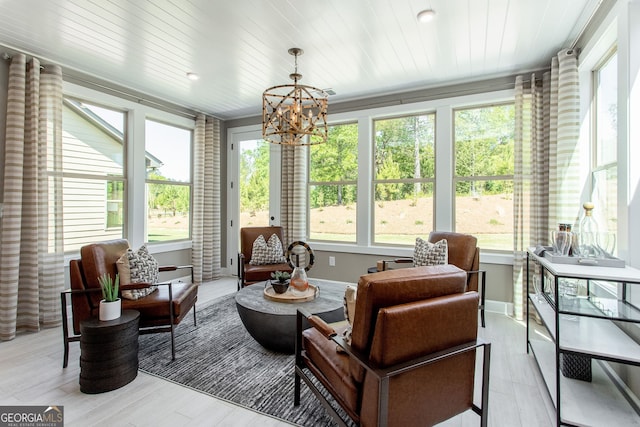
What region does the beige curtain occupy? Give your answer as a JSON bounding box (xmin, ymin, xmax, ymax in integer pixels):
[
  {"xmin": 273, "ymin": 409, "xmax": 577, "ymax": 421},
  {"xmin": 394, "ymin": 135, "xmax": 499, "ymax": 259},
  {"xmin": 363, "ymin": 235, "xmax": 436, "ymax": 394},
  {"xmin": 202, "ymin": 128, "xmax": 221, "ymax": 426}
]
[
  {"xmin": 191, "ymin": 115, "xmax": 221, "ymax": 283},
  {"xmin": 0, "ymin": 54, "xmax": 64, "ymax": 340},
  {"xmin": 513, "ymin": 49, "xmax": 581, "ymax": 319},
  {"xmin": 281, "ymin": 145, "xmax": 308, "ymax": 264}
]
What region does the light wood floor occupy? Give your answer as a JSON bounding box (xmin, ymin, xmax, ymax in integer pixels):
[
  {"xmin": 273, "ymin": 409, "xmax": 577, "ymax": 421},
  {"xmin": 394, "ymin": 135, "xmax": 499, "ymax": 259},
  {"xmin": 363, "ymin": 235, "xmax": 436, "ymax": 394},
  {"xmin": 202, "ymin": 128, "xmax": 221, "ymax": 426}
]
[{"xmin": 0, "ymin": 277, "xmax": 555, "ymax": 426}]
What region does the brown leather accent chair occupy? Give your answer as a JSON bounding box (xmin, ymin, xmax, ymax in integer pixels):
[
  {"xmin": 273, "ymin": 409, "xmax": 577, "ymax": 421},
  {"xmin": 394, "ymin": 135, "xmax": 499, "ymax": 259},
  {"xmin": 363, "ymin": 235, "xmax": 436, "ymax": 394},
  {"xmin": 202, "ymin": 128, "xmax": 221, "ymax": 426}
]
[
  {"xmin": 237, "ymin": 226, "xmax": 292, "ymax": 289},
  {"xmin": 61, "ymin": 239, "xmax": 198, "ymax": 367},
  {"xmin": 380, "ymin": 231, "xmax": 486, "ymax": 327},
  {"xmin": 295, "ymin": 265, "xmax": 490, "ymax": 427}
]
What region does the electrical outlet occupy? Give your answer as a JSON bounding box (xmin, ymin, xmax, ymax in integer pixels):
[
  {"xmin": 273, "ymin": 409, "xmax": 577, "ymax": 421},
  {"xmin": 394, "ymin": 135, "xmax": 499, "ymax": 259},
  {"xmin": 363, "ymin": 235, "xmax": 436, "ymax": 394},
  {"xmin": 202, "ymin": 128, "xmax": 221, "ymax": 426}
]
[{"xmin": 329, "ymin": 256, "xmax": 335, "ymax": 267}]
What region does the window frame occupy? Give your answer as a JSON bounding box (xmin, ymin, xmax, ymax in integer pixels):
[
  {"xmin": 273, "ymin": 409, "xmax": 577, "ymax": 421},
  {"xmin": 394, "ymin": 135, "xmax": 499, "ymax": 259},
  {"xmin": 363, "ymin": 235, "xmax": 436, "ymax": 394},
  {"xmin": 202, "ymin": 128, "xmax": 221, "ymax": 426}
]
[
  {"xmin": 371, "ymin": 111, "xmax": 437, "ymax": 246},
  {"xmin": 62, "ymin": 81, "xmax": 196, "ymax": 256},
  {"xmin": 305, "ymin": 89, "xmax": 514, "ymax": 265},
  {"xmin": 308, "ymin": 121, "xmax": 359, "ymax": 244},
  {"xmin": 144, "ymin": 118, "xmax": 194, "ymax": 243},
  {"xmin": 452, "ymin": 102, "xmax": 515, "ymax": 251}
]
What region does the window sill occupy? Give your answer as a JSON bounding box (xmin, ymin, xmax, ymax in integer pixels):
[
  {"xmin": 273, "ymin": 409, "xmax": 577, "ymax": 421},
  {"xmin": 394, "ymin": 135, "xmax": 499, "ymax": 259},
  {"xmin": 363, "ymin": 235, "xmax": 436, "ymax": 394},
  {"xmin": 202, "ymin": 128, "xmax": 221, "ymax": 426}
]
[{"xmin": 308, "ymin": 241, "xmax": 514, "ymax": 266}]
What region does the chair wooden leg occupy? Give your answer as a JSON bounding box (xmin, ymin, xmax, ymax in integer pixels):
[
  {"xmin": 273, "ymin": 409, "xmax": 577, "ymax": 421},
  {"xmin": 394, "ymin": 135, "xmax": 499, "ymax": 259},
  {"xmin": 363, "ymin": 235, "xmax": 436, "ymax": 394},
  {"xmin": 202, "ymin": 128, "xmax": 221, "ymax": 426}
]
[
  {"xmin": 61, "ymin": 292, "xmax": 70, "ymax": 368},
  {"xmin": 192, "ymin": 304, "xmax": 197, "ymax": 326},
  {"xmin": 481, "ymin": 271, "xmax": 487, "ymax": 327}
]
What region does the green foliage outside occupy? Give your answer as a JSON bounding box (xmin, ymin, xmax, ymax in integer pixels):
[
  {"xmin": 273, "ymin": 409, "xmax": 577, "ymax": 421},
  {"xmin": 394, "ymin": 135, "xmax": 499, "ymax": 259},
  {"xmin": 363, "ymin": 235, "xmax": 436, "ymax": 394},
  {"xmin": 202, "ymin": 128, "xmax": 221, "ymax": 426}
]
[
  {"xmin": 454, "ymin": 105, "xmax": 515, "ymax": 195},
  {"xmin": 240, "ymin": 142, "xmax": 270, "ymax": 214},
  {"xmin": 309, "ymin": 123, "xmax": 358, "ymax": 208},
  {"xmin": 147, "ymin": 172, "xmax": 190, "ymax": 216},
  {"xmin": 239, "ymin": 105, "xmax": 515, "ymax": 249}
]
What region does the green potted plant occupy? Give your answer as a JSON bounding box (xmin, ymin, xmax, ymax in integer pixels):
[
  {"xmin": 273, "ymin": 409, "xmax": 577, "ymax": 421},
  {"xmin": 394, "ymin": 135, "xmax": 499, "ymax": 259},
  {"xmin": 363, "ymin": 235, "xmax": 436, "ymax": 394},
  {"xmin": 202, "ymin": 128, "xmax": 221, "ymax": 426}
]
[
  {"xmin": 98, "ymin": 273, "xmax": 121, "ymax": 321},
  {"xmin": 270, "ymin": 271, "xmax": 291, "ymax": 294}
]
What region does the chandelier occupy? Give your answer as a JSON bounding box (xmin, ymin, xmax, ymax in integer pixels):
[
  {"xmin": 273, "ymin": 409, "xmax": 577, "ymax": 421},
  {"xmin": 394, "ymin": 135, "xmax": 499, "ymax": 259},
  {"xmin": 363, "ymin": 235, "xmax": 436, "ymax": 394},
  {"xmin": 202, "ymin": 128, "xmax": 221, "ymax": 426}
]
[{"xmin": 262, "ymin": 48, "xmax": 328, "ymax": 146}]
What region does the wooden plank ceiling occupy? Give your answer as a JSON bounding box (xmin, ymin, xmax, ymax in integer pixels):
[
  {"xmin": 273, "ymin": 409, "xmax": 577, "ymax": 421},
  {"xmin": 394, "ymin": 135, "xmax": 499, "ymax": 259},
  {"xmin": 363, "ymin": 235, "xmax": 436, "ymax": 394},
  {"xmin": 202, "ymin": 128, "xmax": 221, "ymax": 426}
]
[{"xmin": 0, "ymin": 0, "xmax": 600, "ymax": 120}]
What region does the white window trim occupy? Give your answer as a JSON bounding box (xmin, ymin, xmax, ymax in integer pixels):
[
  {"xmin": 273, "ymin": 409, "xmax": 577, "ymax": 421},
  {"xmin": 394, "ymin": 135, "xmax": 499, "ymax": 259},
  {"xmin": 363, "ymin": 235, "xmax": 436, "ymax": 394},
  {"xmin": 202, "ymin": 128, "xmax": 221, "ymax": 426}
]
[
  {"xmin": 307, "ymin": 89, "xmax": 514, "ymax": 265},
  {"xmin": 63, "ymin": 82, "xmax": 195, "ymax": 254}
]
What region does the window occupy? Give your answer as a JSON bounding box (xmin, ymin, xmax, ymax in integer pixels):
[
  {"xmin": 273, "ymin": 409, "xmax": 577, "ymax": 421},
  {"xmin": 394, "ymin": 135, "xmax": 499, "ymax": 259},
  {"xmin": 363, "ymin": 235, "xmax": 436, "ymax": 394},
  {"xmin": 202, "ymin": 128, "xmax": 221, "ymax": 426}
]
[
  {"xmin": 454, "ymin": 104, "xmax": 514, "ymax": 251},
  {"xmin": 239, "ymin": 139, "xmax": 270, "ymax": 228},
  {"xmin": 591, "ymin": 49, "xmax": 617, "ymax": 254},
  {"xmin": 60, "ymin": 98, "xmax": 126, "ymax": 252},
  {"xmin": 373, "ymin": 114, "xmax": 435, "ymax": 245},
  {"xmin": 145, "ymin": 119, "xmax": 192, "ymax": 242},
  {"xmin": 309, "ymin": 123, "xmax": 358, "ymax": 242}
]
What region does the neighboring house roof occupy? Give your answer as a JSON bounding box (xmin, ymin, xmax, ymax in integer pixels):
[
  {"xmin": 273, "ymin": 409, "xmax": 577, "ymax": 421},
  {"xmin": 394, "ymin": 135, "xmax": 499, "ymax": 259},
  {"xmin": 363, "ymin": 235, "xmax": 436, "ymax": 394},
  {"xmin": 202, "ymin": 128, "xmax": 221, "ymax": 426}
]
[{"xmin": 63, "ymin": 98, "xmax": 164, "ymax": 170}]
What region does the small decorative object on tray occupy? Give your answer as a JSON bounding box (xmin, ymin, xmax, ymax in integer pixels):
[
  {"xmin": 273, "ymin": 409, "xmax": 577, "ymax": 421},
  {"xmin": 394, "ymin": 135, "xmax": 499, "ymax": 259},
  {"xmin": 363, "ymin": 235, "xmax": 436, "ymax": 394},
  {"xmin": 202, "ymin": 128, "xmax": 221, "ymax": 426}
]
[
  {"xmin": 263, "ymin": 282, "xmax": 319, "ymax": 303},
  {"xmin": 543, "ymin": 202, "xmax": 624, "ymax": 267},
  {"xmin": 269, "ymin": 271, "xmax": 290, "ymax": 294}
]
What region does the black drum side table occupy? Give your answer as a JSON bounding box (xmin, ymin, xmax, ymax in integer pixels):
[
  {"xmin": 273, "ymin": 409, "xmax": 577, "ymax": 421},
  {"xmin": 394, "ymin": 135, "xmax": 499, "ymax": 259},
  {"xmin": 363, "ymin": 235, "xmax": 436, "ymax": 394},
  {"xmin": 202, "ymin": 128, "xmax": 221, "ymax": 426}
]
[{"xmin": 79, "ymin": 309, "xmax": 140, "ymax": 394}]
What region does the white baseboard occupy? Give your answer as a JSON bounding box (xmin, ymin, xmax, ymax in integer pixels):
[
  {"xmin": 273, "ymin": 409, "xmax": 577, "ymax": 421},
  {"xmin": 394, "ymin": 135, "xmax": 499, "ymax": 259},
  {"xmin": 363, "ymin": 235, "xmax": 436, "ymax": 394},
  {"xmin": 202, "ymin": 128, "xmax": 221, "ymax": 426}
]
[{"xmin": 485, "ymin": 299, "xmax": 513, "ymax": 317}]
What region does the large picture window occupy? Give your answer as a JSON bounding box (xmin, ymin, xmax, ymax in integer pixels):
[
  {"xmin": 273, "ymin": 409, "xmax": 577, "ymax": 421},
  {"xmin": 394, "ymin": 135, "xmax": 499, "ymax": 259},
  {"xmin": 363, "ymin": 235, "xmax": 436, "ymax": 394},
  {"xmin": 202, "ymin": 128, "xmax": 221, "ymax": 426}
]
[
  {"xmin": 309, "ymin": 123, "xmax": 358, "ymax": 242},
  {"xmin": 454, "ymin": 104, "xmax": 514, "ymax": 251},
  {"xmin": 60, "ymin": 98, "xmax": 126, "ymax": 252},
  {"xmin": 145, "ymin": 119, "xmax": 192, "ymax": 242},
  {"xmin": 373, "ymin": 113, "xmax": 435, "ymax": 245}
]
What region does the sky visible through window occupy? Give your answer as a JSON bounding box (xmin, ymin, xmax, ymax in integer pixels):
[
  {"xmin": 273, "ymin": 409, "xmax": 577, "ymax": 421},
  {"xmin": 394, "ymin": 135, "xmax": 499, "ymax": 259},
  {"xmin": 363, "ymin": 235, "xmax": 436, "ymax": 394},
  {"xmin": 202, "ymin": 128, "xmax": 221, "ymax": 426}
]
[{"xmin": 84, "ymin": 104, "xmax": 190, "ymax": 182}]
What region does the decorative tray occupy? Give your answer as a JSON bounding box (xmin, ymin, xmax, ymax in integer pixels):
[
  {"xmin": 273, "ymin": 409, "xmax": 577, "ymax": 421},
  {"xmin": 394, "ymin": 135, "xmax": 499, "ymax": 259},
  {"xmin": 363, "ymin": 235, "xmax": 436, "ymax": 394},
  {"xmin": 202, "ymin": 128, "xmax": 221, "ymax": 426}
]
[
  {"xmin": 263, "ymin": 283, "xmax": 319, "ymax": 303},
  {"xmin": 543, "ymin": 252, "xmax": 625, "ymax": 268}
]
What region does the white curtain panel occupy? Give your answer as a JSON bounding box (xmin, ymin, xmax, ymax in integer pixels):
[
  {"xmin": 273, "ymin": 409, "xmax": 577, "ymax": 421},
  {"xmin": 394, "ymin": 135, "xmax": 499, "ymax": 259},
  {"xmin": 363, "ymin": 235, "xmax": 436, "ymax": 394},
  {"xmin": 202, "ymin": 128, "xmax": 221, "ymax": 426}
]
[
  {"xmin": 191, "ymin": 115, "xmax": 221, "ymax": 283},
  {"xmin": 512, "ymin": 48, "xmax": 580, "ymax": 319},
  {"xmin": 0, "ymin": 54, "xmax": 64, "ymax": 340}
]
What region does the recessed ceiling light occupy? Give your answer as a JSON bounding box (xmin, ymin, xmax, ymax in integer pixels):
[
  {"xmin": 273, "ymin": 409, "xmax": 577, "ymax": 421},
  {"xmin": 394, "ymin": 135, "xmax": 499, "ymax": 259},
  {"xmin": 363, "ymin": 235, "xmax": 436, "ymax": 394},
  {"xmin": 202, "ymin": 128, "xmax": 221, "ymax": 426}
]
[
  {"xmin": 186, "ymin": 72, "xmax": 200, "ymax": 81},
  {"xmin": 417, "ymin": 9, "xmax": 436, "ymax": 23}
]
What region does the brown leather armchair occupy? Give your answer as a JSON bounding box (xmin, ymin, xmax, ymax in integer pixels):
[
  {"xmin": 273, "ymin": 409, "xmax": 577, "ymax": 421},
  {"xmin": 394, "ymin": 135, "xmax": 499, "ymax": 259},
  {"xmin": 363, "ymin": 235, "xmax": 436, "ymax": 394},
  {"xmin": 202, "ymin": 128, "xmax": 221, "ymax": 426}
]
[
  {"xmin": 295, "ymin": 265, "xmax": 490, "ymax": 427},
  {"xmin": 61, "ymin": 239, "xmax": 198, "ymax": 367},
  {"xmin": 380, "ymin": 231, "xmax": 487, "ymax": 327},
  {"xmin": 237, "ymin": 226, "xmax": 292, "ymax": 289}
]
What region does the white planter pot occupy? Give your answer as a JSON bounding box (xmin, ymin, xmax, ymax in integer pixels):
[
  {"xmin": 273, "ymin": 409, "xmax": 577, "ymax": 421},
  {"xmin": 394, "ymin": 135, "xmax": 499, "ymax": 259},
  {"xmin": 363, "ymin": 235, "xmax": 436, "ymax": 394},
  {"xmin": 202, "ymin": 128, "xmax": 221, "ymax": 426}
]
[{"xmin": 99, "ymin": 299, "xmax": 121, "ymax": 321}]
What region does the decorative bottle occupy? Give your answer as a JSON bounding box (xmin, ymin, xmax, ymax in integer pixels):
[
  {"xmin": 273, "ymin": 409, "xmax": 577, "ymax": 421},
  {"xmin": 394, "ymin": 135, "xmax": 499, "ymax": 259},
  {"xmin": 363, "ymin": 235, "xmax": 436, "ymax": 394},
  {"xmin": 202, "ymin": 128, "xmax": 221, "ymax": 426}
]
[
  {"xmin": 290, "ymin": 266, "xmax": 309, "ymax": 294},
  {"xmin": 579, "ymin": 202, "xmax": 599, "ymax": 258}
]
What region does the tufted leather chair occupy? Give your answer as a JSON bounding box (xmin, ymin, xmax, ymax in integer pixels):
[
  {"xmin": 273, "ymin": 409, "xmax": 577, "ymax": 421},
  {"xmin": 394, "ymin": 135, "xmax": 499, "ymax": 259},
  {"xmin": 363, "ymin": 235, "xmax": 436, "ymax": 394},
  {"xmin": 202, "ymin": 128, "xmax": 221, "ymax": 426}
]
[
  {"xmin": 295, "ymin": 265, "xmax": 490, "ymax": 427},
  {"xmin": 61, "ymin": 239, "xmax": 198, "ymax": 367},
  {"xmin": 237, "ymin": 226, "xmax": 292, "ymax": 289}
]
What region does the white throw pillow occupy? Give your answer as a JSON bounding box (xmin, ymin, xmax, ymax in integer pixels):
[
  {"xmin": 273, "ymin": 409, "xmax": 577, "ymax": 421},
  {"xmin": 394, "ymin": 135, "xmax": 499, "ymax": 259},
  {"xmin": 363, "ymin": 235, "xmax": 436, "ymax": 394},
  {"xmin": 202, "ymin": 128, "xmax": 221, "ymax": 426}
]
[
  {"xmin": 116, "ymin": 244, "xmax": 159, "ymax": 300},
  {"xmin": 249, "ymin": 234, "xmax": 286, "ymax": 265},
  {"xmin": 413, "ymin": 237, "xmax": 448, "ymax": 266}
]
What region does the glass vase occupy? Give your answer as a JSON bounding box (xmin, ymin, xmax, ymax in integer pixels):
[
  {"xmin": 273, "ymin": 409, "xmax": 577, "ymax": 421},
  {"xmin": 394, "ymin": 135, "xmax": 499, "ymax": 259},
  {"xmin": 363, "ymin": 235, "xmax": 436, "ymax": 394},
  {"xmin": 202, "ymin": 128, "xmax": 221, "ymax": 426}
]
[
  {"xmin": 290, "ymin": 266, "xmax": 309, "ymax": 294},
  {"xmin": 578, "ymin": 202, "xmax": 599, "ymax": 258}
]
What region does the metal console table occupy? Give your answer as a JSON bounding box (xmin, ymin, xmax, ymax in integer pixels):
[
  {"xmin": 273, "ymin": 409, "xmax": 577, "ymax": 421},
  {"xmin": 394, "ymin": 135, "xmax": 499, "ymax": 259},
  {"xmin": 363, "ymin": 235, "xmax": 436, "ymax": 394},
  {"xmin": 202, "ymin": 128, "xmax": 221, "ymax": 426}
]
[{"xmin": 526, "ymin": 248, "xmax": 640, "ymax": 426}]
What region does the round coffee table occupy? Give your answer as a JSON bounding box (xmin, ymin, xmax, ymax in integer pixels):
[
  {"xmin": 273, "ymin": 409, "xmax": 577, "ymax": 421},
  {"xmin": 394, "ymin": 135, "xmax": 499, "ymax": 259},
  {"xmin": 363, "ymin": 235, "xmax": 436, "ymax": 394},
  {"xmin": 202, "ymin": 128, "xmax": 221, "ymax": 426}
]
[{"xmin": 235, "ymin": 279, "xmax": 350, "ymax": 353}]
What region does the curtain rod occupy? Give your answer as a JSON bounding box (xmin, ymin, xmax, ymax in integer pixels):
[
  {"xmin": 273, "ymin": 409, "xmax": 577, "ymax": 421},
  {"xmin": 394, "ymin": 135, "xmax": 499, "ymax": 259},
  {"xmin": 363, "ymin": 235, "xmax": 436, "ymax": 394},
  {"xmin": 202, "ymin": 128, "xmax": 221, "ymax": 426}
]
[{"xmin": 570, "ymin": 0, "xmax": 604, "ymax": 50}]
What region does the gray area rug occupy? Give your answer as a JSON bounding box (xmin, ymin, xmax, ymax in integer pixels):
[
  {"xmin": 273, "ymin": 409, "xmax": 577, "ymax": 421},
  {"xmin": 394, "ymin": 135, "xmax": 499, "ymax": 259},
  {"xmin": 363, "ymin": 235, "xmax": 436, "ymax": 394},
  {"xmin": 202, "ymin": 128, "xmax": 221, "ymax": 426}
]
[{"xmin": 137, "ymin": 294, "xmax": 346, "ymax": 426}]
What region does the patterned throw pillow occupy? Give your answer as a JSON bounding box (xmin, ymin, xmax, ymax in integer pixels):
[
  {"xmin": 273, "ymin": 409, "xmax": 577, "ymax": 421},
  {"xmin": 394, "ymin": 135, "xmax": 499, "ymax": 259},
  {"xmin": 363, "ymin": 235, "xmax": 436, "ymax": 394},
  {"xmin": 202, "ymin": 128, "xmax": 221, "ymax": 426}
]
[
  {"xmin": 249, "ymin": 234, "xmax": 286, "ymax": 265},
  {"xmin": 413, "ymin": 237, "xmax": 448, "ymax": 266},
  {"xmin": 116, "ymin": 244, "xmax": 159, "ymax": 301}
]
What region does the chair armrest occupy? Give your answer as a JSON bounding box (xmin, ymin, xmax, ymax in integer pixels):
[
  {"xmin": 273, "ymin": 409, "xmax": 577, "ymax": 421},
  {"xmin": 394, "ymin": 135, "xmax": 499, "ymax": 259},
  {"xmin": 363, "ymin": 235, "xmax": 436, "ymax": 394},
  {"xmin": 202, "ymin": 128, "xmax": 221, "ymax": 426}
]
[
  {"xmin": 297, "ymin": 307, "xmax": 337, "ymax": 338},
  {"xmin": 333, "ymin": 334, "xmax": 490, "ymax": 380},
  {"xmin": 158, "ymin": 264, "xmax": 193, "ymax": 272},
  {"xmin": 379, "ymin": 258, "xmax": 414, "ymax": 271},
  {"xmin": 120, "ymin": 283, "xmax": 154, "ymax": 291}
]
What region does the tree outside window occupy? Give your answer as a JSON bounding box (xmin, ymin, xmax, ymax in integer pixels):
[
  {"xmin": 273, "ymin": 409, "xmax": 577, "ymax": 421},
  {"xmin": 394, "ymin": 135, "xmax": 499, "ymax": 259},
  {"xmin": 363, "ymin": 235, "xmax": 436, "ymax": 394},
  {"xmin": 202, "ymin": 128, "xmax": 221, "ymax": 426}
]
[
  {"xmin": 373, "ymin": 114, "xmax": 435, "ymax": 245},
  {"xmin": 145, "ymin": 120, "xmax": 192, "ymax": 242},
  {"xmin": 309, "ymin": 123, "xmax": 358, "ymax": 242},
  {"xmin": 454, "ymin": 104, "xmax": 514, "ymax": 251}
]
